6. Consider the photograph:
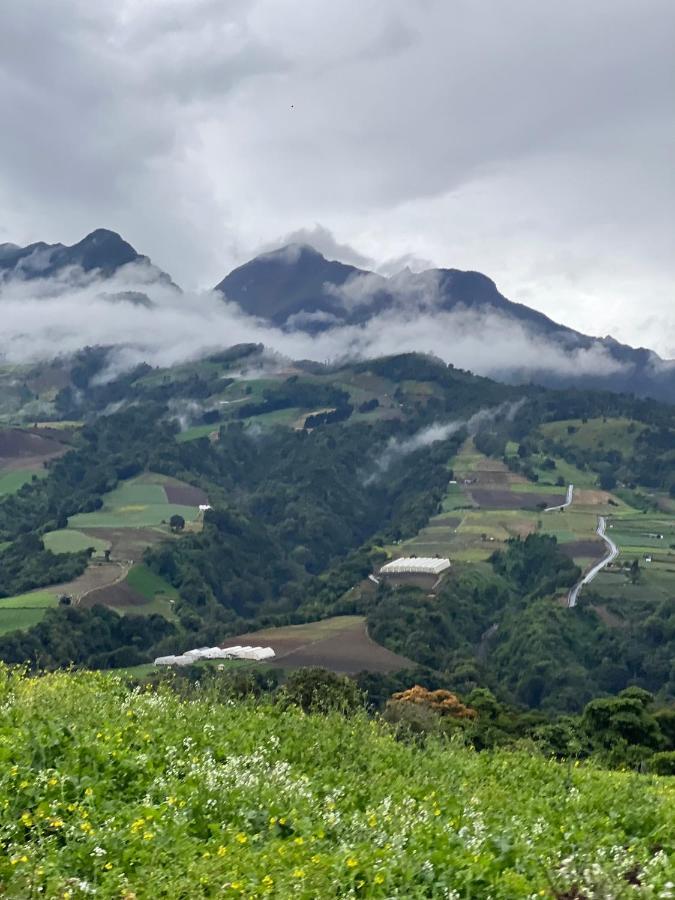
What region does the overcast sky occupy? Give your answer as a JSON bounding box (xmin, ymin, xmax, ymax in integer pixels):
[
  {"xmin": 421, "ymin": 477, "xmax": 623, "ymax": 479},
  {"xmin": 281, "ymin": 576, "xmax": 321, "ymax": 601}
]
[{"xmin": 1, "ymin": 0, "xmax": 673, "ymax": 356}]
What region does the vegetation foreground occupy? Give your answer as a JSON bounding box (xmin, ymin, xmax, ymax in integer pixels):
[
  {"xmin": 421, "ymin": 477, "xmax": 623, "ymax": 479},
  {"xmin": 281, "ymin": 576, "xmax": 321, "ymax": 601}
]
[{"xmin": 0, "ymin": 669, "xmax": 673, "ymax": 899}]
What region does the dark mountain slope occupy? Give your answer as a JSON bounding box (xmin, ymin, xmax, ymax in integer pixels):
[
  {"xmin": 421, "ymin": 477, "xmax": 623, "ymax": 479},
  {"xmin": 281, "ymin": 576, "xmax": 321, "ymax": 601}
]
[
  {"xmin": 215, "ymin": 245, "xmax": 674, "ymax": 403},
  {"xmin": 0, "ymin": 229, "xmax": 143, "ymax": 279}
]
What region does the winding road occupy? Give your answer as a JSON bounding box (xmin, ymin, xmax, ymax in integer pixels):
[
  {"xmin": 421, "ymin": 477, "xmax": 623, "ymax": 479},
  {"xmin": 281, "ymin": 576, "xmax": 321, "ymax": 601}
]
[
  {"xmin": 545, "ymin": 483, "xmax": 574, "ymax": 512},
  {"xmin": 567, "ymin": 516, "xmax": 619, "ymax": 608}
]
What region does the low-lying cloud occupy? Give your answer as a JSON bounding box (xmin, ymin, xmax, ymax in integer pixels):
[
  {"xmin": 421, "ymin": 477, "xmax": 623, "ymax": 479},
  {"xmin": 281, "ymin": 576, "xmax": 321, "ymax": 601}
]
[
  {"xmin": 367, "ymin": 400, "xmax": 526, "ymax": 481},
  {"xmin": 0, "ymin": 263, "xmax": 637, "ymax": 386}
]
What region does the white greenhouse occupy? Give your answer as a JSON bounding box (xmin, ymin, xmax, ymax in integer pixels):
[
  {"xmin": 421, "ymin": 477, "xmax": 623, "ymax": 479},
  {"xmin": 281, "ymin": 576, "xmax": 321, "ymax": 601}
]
[
  {"xmin": 154, "ymin": 645, "xmax": 275, "ymax": 666},
  {"xmin": 379, "ymin": 557, "xmax": 451, "ymax": 576}
]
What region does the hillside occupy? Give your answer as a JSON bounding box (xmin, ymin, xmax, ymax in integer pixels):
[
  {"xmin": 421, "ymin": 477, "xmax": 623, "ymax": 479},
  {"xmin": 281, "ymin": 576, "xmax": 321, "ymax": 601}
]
[
  {"xmin": 1, "ymin": 667, "xmax": 673, "ymax": 899},
  {"xmin": 216, "ymin": 244, "xmax": 675, "ymax": 403},
  {"xmin": 0, "ymin": 228, "xmax": 673, "ymax": 402},
  {"xmin": 0, "ymin": 350, "xmax": 673, "ymax": 717}
]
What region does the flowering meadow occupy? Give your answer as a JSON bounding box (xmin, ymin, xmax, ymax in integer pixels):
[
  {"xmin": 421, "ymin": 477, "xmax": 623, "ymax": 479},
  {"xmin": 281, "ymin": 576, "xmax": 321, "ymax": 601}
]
[{"xmin": 0, "ymin": 667, "xmax": 673, "ymax": 899}]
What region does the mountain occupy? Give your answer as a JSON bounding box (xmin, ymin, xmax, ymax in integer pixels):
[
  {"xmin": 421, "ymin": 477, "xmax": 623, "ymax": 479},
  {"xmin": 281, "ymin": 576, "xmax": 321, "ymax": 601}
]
[
  {"xmin": 216, "ymin": 244, "xmax": 675, "ymax": 402},
  {"xmin": 0, "ymin": 228, "xmax": 143, "ymax": 279}
]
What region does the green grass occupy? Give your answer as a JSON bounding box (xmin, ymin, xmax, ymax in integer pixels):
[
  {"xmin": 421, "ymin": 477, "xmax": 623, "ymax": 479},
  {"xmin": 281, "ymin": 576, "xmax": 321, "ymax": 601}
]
[
  {"xmin": 0, "ymin": 590, "xmax": 58, "ymax": 634},
  {"xmin": 43, "ymin": 529, "xmax": 111, "ymax": 556},
  {"xmin": 243, "ymin": 406, "xmax": 304, "ymax": 428},
  {"xmin": 539, "ymin": 417, "xmax": 646, "ymax": 455},
  {"xmin": 68, "ymin": 474, "xmax": 197, "ymax": 530},
  {"xmin": 0, "ymin": 467, "xmax": 44, "ymax": 496},
  {"xmin": 176, "ymin": 424, "xmax": 218, "ymax": 443},
  {"xmin": 0, "ymin": 669, "xmax": 672, "ymax": 898},
  {"xmin": 126, "ymin": 564, "xmax": 178, "ymax": 601}
]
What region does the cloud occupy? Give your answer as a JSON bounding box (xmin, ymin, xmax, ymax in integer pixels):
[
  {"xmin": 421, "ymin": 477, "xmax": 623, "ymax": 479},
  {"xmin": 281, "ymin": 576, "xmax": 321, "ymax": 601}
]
[
  {"xmin": 0, "ymin": 263, "xmax": 631, "ymax": 387},
  {"xmin": 365, "ymin": 399, "xmax": 527, "ymax": 481},
  {"xmin": 0, "ymin": 0, "xmax": 673, "ymax": 352}
]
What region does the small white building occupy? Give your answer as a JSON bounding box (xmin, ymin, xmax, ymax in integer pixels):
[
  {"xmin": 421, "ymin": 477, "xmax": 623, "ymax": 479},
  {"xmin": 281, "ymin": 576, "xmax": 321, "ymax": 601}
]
[{"xmin": 379, "ymin": 557, "xmax": 451, "ymax": 576}]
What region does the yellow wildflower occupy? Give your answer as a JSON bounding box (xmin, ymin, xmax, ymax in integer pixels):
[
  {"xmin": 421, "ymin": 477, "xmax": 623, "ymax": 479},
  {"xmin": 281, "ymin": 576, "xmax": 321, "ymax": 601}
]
[
  {"xmin": 292, "ymin": 869, "xmax": 305, "ymax": 879},
  {"xmin": 104, "ymin": 862, "xmax": 113, "ymax": 870},
  {"xmin": 20, "ymin": 811, "xmax": 32, "ymax": 827},
  {"xmin": 262, "ymin": 875, "xmax": 273, "ymax": 887},
  {"xmin": 235, "ymin": 832, "xmax": 248, "ymax": 844},
  {"xmin": 294, "ymin": 836, "xmax": 304, "ymax": 845},
  {"xmin": 85, "ymin": 787, "xmax": 93, "ymax": 797},
  {"xmin": 143, "ymin": 831, "xmax": 154, "ymax": 841},
  {"xmin": 217, "ymin": 845, "xmax": 228, "ymax": 857},
  {"xmin": 374, "ymin": 873, "xmax": 385, "ymax": 885},
  {"xmin": 346, "ymin": 858, "xmax": 358, "ymax": 869}
]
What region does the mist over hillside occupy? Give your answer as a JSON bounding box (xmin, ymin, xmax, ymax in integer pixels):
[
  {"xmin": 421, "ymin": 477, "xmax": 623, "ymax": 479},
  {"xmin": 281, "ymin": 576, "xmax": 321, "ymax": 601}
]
[{"xmin": 0, "ymin": 229, "xmax": 672, "ymax": 402}]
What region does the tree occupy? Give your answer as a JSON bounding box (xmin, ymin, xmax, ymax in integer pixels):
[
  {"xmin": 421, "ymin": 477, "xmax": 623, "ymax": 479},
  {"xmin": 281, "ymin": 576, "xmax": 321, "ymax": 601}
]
[{"xmin": 169, "ymin": 514, "xmax": 186, "ymax": 533}]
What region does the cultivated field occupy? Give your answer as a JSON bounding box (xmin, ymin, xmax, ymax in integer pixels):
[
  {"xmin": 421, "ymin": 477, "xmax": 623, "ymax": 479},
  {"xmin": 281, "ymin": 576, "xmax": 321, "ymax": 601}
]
[
  {"xmin": 224, "ymin": 616, "xmax": 414, "ymax": 674},
  {"xmin": 68, "ymin": 473, "xmax": 201, "ymax": 530},
  {"xmin": 80, "ymin": 564, "xmax": 178, "ymax": 619}
]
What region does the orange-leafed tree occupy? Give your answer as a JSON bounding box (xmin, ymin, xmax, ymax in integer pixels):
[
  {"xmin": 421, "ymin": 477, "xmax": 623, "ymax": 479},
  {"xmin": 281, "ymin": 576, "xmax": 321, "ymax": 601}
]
[{"xmin": 389, "ymin": 685, "xmax": 477, "ymax": 719}]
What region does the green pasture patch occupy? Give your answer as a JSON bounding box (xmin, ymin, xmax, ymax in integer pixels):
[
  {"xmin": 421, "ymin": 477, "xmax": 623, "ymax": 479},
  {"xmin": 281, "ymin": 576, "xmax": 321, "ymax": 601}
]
[
  {"xmin": 176, "ymin": 424, "xmax": 218, "ymax": 443},
  {"xmin": 0, "ymin": 590, "xmax": 58, "ymax": 635},
  {"xmin": 244, "ymin": 407, "xmax": 305, "ymax": 428},
  {"xmin": 42, "ymin": 530, "xmax": 110, "ymax": 556},
  {"xmin": 126, "ymin": 564, "xmax": 178, "ymax": 601},
  {"xmin": 0, "ymin": 467, "xmax": 44, "ymax": 496},
  {"xmin": 539, "ymin": 417, "xmax": 646, "ymax": 455}
]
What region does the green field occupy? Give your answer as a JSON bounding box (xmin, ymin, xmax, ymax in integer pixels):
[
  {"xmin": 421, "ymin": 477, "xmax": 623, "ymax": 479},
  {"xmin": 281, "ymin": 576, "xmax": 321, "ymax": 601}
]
[
  {"xmin": 68, "ymin": 474, "xmax": 197, "ymax": 530},
  {"xmin": 539, "ymin": 416, "xmax": 646, "ymax": 455},
  {"xmin": 176, "ymin": 423, "xmax": 218, "ymax": 443},
  {"xmin": 127, "ymin": 563, "xmax": 178, "ymax": 601},
  {"xmin": 0, "ymin": 590, "xmax": 58, "ymax": 634},
  {"xmin": 0, "ymin": 669, "xmax": 672, "ymax": 897},
  {"xmin": 0, "ymin": 467, "xmax": 44, "ymax": 496},
  {"xmin": 43, "ymin": 529, "xmax": 111, "ymax": 556}
]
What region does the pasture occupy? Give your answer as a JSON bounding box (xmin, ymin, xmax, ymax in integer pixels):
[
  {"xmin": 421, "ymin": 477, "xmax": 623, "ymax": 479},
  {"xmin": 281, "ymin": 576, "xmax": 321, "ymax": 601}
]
[
  {"xmin": 0, "ymin": 467, "xmax": 44, "ymax": 496},
  {"xmin": 68, "ymin": 473, "xmax": 200, "ymax": 530},
  {"xmin": 0, "ymin": 590, "xmax": 58, "ymax": 635},
  {"xmin": 538, "ymin": 416, "xmax": 646, "ymax": 455},
  {"xmin": 42, "ymin": 529, "xmax": 110, "ymax": 557}
]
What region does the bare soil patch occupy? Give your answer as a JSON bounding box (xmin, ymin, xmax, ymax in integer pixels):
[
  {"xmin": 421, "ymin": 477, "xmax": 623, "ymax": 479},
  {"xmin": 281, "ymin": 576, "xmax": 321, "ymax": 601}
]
[
  {"xmin": 163, "ymin": 482, "xmax": 209, "ymax": 506},
  {"xmin": 559, "ymin": 540, "xmax": 605, "ymax": 560},
  {"xmin": 574, "ymin": 489, "xmax": 613, "ymax": 506},
  {"xmin": 431, "ymin": 516, "xmax": 461, "ymax": 528},
  {"xmin": 0, "ymin": 428, "xmax": 67, "ymax": 471},
  {"xmin": 224, "ymin": 618, "xmax": 413, "ymax": 675},
  {"xmin": 80, "ymin": 527, "xmax": 167, "ymax": 562},
  {"xmin": 49, "ymin": 562, "xmax": 129, "ymax": 603},
  {"xmin": 471, "ymin": 489, "xmax": 565, "ymax": 510},
  {"xmin": 81, "ymin": 580, "xmax": 147, "ymax": 610}
]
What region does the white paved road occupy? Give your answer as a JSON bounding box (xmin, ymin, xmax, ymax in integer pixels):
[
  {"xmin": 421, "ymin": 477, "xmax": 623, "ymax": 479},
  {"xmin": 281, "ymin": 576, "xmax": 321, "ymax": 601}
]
[
  {"xmin": 545, "ymin": 483, "xmax": 574, "ymax": 512},
  {"xmin": 567, "ymin": 516, "xmax": 619, "ymax": 608}
]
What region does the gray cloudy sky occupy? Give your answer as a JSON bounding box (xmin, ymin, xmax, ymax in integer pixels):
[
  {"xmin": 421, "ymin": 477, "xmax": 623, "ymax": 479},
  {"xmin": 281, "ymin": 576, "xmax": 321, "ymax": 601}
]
[{"xmin": 1, "ymin": 0, "xmax": 674, "ymax": 355}]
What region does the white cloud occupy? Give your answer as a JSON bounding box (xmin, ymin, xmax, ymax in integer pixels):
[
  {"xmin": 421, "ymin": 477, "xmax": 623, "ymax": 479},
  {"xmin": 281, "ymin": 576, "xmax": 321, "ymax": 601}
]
[{"xmin": 0, "ymin": 0, "xmax": 673, "ymax": 353}]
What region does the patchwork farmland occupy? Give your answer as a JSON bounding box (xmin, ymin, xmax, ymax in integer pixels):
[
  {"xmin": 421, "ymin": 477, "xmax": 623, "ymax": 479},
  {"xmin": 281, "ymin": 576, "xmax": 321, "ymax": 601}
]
[{"xmin": 39, "ymin": 472, "xmax": 207, "ymax": 619}]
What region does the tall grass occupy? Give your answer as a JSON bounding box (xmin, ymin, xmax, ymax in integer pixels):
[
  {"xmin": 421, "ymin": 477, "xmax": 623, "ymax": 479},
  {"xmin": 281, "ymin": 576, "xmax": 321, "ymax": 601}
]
[{"xmin": 0, "ymin": 667, "xmax": 672, "ymax": 898}]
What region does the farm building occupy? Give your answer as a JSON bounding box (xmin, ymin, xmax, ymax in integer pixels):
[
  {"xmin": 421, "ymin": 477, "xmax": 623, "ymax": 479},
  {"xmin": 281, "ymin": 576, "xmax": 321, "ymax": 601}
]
[{"xmin": 380, "ymin": 557, "xmax": 451, "ymax": 576}]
